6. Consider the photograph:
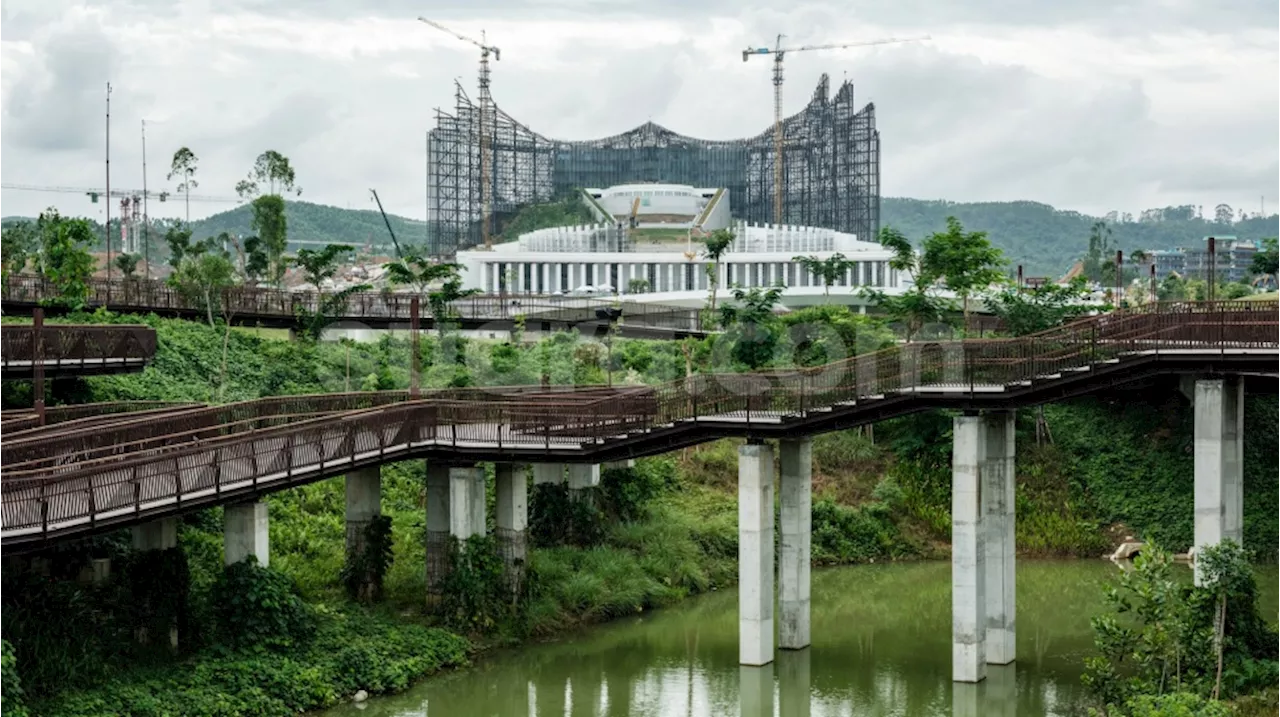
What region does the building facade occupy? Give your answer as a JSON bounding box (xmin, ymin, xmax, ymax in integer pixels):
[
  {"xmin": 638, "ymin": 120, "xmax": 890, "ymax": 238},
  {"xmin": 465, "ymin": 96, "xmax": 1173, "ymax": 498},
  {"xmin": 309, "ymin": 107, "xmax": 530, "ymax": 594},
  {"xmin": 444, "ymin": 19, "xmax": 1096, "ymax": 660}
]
[
  {"xmin": 427, "ymin": 74, "xmax": 880, "ymax": 257},
  {"xmin": 456, "ymin": 219, "xmax": 906, "ymax": 309},
  {"xmin": 1149, "ymin": 237, "xmax": 1258, "ymax": 283}
]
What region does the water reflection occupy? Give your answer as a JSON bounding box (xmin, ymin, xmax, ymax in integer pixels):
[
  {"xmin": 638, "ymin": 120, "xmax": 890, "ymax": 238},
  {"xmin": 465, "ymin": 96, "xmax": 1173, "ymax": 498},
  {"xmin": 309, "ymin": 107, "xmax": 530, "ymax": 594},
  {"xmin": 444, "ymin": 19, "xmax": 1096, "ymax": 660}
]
[{"xmin": 327, "ymin": 562, "xmax": 1278, "ymax": 717}]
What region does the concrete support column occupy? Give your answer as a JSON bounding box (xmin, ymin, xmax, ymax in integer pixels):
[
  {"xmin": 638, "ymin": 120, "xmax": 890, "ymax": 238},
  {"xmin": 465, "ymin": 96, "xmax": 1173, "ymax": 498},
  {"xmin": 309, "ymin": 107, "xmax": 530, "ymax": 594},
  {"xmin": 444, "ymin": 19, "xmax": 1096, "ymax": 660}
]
[
  {"xmin": 344, "ymin": 466, "xmax": 381, "ymax": 559},
  {"xmin": 496, "ymin": 463, "xmax": 529, "ymax": 592},
  {"xmin": 132, "ymin": 517, "xmax": 177, "ymax": 551},
  {"xmin": 450, "ymin": 467, "xmax": 485, "ymax": 540},
  {"xmin": 739, "ymin": 442, "xmax": 775, "ymax": 666},
  {"xmin": 130, "ymin": 517, "xmax": 180, "ymax": 649},
  {"xmin": 425, "ymin": 461, "xmax": 451, "ymax": 599},
  {"xmin": 532, "ymin": 463, "xmax": 566, "ymax": 485},
  {"xmin": 1194, "ymin": 377, "xmax": 1244, "ymax": 585},
  {"xmin": 567, "ymin": 464, "xmax": 600, "ymax": 502},
  {"xmin": 601, "ymin": 459, "xmax": 635, "ymax": 472},
  {"xmin": 779, "ymin": 438, "xmax": 812, "ymax": 650},
  {"xmin": 982, "ymin": 411, "xmax": 1016, "ymax": 665},
  {"xmin": 952, "ymin": 415, "xmax": 987, "ymax": 683},
  {"xmin": 224, "ymin": 502, "xmax": 269, "ymax": 567}
]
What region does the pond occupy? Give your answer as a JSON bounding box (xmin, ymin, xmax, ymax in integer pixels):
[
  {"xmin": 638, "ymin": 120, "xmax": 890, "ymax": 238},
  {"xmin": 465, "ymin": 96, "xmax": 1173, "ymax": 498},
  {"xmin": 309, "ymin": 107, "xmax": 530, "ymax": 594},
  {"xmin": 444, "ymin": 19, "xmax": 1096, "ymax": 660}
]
[{"xmin": 325, "ymin": 560, "xmax": 1279, "ymax": 717}]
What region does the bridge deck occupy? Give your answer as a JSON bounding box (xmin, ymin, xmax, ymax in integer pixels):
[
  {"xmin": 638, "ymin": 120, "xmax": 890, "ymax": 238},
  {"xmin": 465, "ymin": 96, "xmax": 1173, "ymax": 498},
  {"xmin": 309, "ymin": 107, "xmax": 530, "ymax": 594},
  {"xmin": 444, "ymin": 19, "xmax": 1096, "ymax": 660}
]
[{"xmin": 2, "ymin": 302, "xmax": 1276, "ymax": 549}]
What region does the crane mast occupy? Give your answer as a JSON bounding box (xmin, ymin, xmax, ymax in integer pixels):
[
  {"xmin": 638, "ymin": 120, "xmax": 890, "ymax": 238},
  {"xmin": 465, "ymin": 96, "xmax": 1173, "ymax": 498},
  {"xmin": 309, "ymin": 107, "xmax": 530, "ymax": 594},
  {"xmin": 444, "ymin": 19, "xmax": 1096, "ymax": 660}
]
[
  {"xmin": 418, "ymin": 17, "xmax": 501, "ymax": 250},
  {"xmin": 743, "ymin": 34, "xmax": 929, "ymax": 227}
]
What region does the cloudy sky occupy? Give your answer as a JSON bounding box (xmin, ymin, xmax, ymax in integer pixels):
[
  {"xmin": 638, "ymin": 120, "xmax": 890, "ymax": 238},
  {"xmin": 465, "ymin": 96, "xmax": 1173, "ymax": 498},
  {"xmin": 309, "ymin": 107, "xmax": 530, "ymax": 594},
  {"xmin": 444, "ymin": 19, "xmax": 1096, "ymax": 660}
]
[{"xmin": 2, "ymin": 0, "xmax": 1276, "ymax": 225}]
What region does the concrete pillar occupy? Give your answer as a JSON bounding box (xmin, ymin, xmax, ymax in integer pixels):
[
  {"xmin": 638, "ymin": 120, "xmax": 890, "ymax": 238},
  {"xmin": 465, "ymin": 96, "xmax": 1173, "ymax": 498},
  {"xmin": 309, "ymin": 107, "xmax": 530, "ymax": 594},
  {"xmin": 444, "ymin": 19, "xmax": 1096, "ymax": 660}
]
[
  {"xmin": 496, "ymin": 463, "xmax": 529, "ymax": 592},
  {"xmin": 739, "ymin": 665, "xmax": 774, "ymax": 717},
  {"xmin": 532, "ymin": 463, "xmax": 566, "ymax": 485},
  {"xmin": 425, "ymin": 461, "xmax": 451, "ymax": 598},
  {"xmin": 344, "ymin": 466, "xmax": 381, "ymax": 559},
  {"xmin": 224, "ymin": 502, "xmax": 269, "ymax": 566},
  {"xmin": 130, "ymin": 517, "xmax": 180, "ymax": 648},
  {"xmin": 132, "ymin": 517, "xmax": 177, "ymax": 551},
  {"xmin": 450, "ymin": 467, "xmax": 485, "ymax": 540},
  {"xmin": 739, "ymin": 443, "xmax": 775, "ymax": 666},
  {"xmin": 982, "ymin": 411, "xmax": 1016, "ymax": 665},
  {"xmin": 952, "ymin": 415, "xmax": 987, "ymax": 683},
  {"xmin": 567, "ymin": 464, "xmax": 600, "ymax": 492},
  {"xmin": 779, "ymin": 438, "xmax": 812, "ymax": 650},
  {"xmin": 91, "ymin": 557, "xmax": 112, "ymax": 584},
  {"xmin": 601, "ymin": 459, "xmax": 635, "ymax": 472},
  {"xmin": 1194, "ymin": 377, "xmax": 1244, "ymax": 585}
]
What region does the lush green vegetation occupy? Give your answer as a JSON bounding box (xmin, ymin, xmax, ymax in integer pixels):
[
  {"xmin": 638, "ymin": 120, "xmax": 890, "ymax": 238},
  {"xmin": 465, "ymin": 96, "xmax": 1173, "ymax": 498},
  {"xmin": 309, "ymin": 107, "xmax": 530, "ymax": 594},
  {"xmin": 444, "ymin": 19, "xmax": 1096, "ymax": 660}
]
[{"xmin": 881, "ymin": 198, "xmax": 1279, "ymax": 278}]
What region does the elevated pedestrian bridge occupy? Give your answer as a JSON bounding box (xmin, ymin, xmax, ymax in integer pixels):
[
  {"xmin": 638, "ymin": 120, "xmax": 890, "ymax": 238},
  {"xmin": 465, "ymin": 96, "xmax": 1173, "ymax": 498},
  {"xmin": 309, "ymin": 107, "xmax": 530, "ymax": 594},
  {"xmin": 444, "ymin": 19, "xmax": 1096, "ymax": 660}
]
[{"xmin": 2, "ymin": 301, "xmax": 1274, "ymax": 550}]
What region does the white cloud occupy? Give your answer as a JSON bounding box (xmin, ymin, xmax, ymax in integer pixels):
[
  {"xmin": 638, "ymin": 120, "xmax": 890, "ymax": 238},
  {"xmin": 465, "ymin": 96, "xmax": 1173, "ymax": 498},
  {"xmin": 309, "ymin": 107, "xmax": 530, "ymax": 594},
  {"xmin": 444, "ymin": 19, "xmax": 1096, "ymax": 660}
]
[{"xmin": 2, "ymin": 0, "xmax": 1276, "ymax": 226}]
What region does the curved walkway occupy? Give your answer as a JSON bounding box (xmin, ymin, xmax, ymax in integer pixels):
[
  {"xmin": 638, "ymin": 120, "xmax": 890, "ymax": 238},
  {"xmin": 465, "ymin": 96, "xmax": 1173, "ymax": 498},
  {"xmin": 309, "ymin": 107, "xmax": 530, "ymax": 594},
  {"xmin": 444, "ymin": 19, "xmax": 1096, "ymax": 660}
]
[{"xmin": 2, "ymin": 302, "xmax": 1276, "ymax": 549}]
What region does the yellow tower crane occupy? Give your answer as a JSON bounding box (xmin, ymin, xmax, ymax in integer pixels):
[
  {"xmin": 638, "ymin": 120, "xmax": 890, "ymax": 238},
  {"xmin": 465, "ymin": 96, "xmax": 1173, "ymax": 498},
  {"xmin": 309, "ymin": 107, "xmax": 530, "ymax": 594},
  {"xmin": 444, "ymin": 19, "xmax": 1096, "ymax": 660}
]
[
  {"xmin": 743, "ymin": 34, "xmax": 929, "ymax": 226},
  {"xmin": 418, "ymin": 16, "xmax": 501, "ymax": 250}
]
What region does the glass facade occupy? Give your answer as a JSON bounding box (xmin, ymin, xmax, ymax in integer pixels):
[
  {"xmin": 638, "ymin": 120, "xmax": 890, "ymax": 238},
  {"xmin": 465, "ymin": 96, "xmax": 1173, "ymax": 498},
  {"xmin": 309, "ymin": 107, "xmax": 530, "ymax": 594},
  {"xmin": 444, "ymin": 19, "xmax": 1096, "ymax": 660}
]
[{"xmin": 428, "ymin": 75, "xmax": 880, "ymax": 257}]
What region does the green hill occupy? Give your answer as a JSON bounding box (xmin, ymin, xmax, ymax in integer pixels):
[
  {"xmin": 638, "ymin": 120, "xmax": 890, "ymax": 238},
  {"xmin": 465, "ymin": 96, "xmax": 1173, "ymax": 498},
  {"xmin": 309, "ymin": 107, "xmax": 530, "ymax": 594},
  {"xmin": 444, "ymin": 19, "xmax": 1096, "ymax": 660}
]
[
  {"xmin": 881, "ymin": 198, "xmax": 1279, "ymax": 278},
  {"xmin": 189, "ymin": 200, "xmax": 428, "ymax": 253}
]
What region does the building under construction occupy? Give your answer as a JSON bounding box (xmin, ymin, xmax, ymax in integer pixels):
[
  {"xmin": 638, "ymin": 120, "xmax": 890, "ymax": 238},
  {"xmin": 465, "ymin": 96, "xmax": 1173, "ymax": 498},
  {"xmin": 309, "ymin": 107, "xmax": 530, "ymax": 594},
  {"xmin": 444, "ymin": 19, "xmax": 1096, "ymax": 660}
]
[{"xmin": 426, "ymin": 73, "xmax": 880, "ymax": 257}]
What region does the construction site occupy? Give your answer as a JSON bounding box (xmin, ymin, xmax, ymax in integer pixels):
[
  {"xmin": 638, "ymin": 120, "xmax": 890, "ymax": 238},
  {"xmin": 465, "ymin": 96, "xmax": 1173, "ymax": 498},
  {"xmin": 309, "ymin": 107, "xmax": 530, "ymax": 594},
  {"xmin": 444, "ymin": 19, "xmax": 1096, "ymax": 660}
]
[{"xmin": 420, "ymin": 20, "xmax": 924, "ymax": 258}]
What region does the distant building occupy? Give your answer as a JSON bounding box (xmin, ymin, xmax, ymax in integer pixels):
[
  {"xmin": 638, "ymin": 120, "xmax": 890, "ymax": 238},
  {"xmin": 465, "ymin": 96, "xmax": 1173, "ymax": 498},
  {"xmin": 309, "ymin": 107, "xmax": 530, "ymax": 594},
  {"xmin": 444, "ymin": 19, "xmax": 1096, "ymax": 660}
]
[{"xmin": 1149, "ymin": 237, "xmax": 1257, "ymax": 284}]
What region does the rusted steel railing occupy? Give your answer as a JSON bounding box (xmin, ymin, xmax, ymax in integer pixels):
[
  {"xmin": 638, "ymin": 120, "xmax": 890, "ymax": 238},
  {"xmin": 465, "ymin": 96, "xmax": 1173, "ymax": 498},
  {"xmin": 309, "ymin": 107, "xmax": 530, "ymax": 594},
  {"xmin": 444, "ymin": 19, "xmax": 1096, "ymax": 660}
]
[
  {"xmin": 0, "ymin": 401, "xmax": 203, "ymax": 434},
  {"xmin": 1, "ymin": 275, "xmax": 708, "ymax": 333},
  {"xmin": 1, "ymin": 301, "xmax": 1275, "ymax": 542},
  {"xmin": 0, "ymin": 323, "xmax": 157, "ymax": 376}
]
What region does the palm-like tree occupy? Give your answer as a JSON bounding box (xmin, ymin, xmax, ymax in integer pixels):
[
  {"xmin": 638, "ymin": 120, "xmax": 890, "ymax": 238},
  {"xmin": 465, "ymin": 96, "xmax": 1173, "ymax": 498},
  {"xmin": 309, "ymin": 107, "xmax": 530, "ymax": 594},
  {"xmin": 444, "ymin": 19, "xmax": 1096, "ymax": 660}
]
[
  {"xmin": 701, "ymin": 228, "xmax": 735, "ymax": 314},
  {"xmin": 793, "ymin": 253, "xmax": 856, "ymax": 302}
]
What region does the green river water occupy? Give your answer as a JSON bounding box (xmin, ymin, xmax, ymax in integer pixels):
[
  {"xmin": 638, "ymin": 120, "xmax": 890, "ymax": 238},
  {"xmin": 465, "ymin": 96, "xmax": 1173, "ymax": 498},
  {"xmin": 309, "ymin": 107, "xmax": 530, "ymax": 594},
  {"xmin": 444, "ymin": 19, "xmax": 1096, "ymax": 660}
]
[{"xmin": 325, "ymin": 560, "xmax": 1278, "ymax": 717}]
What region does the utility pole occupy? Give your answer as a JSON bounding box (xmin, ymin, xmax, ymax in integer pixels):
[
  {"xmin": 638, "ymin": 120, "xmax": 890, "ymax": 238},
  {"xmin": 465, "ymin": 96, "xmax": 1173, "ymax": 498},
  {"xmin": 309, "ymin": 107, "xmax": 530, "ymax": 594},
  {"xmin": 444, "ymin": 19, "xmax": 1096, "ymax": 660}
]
[
  {"xmin": 105, "ymin": 82, "xmax": 113, "ymax": 283},
  {"xmin": 142, "ymin": 119, "xmax": 151, "ymax": 279}
]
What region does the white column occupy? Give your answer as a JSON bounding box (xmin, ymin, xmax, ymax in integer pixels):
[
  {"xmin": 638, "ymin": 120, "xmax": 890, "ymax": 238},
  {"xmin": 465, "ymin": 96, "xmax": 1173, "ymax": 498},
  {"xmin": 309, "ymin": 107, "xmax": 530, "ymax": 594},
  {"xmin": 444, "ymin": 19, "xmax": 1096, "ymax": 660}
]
[
  {"xmin": 983, "ymin": 411, "xmax": 1016, "ymax": 665},
  {"xmin": 496, "ymin": 464, "xmax": 529, "ymax": 589},
  {"xmin": 1194, "ymin": 377, "xmax": 1244, "ymax": 584},
  {"xmin": 567, "ymin": 464, "xmax": 600, "ymax": 493},
  {"xmin": 345, "ymin": 466, "xmax": 381, "ymax": 560},
  {"xmin": 952, "ymin": 415, "xmax": 986, "ymax": 682},
  {"xmin": 425, "ymin": 461, "xmax": 451, "ymax": 596},
  {"xmin": 224, "ymin": 502, "xmax": 270, "ymax": 566},
  {"xmin": 779, "ymin": 438, "xmax": 812, "ymax": 650},
  {"xmin": 739, "ymin": 442, "xmax": 775, "ymax": 666},
  {"xmin": 449, "ymin": 467, "xmax": 484, "ymax": 539},
  {"xmin": 532, "ymin": 463, "xmax": 566, "ymax": 485}
]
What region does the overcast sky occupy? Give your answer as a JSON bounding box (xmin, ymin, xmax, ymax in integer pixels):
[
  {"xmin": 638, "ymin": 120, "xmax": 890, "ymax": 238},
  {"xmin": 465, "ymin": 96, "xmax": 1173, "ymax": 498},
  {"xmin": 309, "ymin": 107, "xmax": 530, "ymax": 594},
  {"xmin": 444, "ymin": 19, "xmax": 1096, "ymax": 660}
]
[{"xmin": 2, "ymin": 0, "xmax": 1277, "ymax": 225}]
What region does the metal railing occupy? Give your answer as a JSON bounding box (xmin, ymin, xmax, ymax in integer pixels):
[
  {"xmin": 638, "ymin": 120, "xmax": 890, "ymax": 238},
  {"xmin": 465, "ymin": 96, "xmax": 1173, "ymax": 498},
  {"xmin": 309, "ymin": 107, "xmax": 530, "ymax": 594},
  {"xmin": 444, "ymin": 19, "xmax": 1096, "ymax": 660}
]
[
  {"xmin": 0, "ymin": 323, "xmax": 156, "ymax": 373},
  {"xmin": 1, "ymin": 301, "xmax": 1275, "ymax": 541},
  {"xmin": 2, "ymin": 275, "xmax": 708, "ymax": 333}
]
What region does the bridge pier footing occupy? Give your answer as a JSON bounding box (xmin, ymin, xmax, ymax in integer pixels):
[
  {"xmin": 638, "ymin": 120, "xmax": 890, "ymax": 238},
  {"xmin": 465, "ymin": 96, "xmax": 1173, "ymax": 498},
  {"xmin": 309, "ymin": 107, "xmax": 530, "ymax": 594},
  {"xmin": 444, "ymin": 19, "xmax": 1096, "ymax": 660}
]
[
  {"xmin": 738, "ymin": 442, "xmax": 774, "ymax": 666},
  {"xmin": 1193, "ymin": 377, "xmax": 1244, "ymax": 585},
  {"xmin": 224, "ymin": 502, "xmax": 269, "ymax": 567},
  {"xmin": 779, "ymin": 438, "xmax": 812, "ymax": 651}
]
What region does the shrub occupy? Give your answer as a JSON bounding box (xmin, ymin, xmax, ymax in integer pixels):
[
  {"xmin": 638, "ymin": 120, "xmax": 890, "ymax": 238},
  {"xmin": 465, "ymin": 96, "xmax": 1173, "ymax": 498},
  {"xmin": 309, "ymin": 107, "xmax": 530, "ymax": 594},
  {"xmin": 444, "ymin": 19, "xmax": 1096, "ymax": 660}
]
[
  {"xmin": 438, "ymin": 535, "xmax": 511, "ymax": 634},
  {"xmin": 2, "ymin": 639, "xmax": 29, "ymax": 717},
  {"xmin": 209, "ymin": 557, "xmax": 315, "ymax": 650}
]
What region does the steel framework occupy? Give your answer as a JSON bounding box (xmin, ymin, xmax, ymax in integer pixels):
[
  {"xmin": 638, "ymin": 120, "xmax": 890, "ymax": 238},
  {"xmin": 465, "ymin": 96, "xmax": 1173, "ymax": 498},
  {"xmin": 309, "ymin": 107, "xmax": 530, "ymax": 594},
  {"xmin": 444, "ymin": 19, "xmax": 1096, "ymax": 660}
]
[{"xmin": 426, "ymin": 74, "xmax": 880, "ymax": 256}]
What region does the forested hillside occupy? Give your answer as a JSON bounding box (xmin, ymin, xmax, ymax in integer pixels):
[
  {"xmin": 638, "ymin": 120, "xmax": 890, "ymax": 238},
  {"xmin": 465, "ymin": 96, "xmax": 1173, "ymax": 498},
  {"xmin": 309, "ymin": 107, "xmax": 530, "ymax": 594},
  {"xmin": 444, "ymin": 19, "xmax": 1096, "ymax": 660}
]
[
  {"xmin": 881, "ymin": 198, "xmax": 1280, "ymax": 278},
  {"xmin": 189, "ymin": 201, "xmax": 428, "ymax": 251}
]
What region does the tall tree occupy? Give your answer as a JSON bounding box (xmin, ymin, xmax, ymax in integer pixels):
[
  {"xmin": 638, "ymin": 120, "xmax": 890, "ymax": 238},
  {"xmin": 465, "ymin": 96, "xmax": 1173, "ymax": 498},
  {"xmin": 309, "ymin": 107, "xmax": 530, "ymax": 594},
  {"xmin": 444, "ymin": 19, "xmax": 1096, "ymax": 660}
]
[
  {"xmin": 718, "ymin": 285, "xmax": 784, "ymax": 370},
  {"xmin": 167, "ymin": 147, "xmax": 199, "ymax": 226},
  {"xmin": 293, "ymin": 243, "xmax": 354, "ymax": 293},
  {"xmin": 860, "ymin": 225, "xmax": 954, "ymax": 342},
  {"xmin": 169, "ymin": 238, "xmax": 236, "ymax": 326},
  {"xmin": 793, "ymin": 252, "xmax": 856, "ymax": 302},
  {"xmin": 34, "ymin": 209, "xmax": 96, "ymax": 308},
  {"xmin": 1213, "ymin": 203, "xmax": 1234, "ymax": 225},
  {"xmin": 1083, "ymin": 221, "xmax": 1114, "ymax": 285},
  {"xmin": 114, "ymin": 253, "xmax": 140, "ymax": 280},
  {"xmin": 920, "ymin": 216, "xmax": 1006, "ymax": 323},
  {"xmin": 164, "ymin": 226, "xmax": 194, "ymax": 269},
  {"xmin": 1, "ymin": 220, "xmax": 39, "ymax": 287},
  {"xmin": 1250, "ymin": 237, "xmax": 1277, "ymax": 279},
  {"xmin": 701, "ymin": 228, "xmax": 735, "ymax": 316},
  {"xmin": 236, "ymin": 150, "xmax": 302, "ymax": 287},
  {"xmin": 383, "ymin": 248, "xmax": 447, "ymax": 295}
]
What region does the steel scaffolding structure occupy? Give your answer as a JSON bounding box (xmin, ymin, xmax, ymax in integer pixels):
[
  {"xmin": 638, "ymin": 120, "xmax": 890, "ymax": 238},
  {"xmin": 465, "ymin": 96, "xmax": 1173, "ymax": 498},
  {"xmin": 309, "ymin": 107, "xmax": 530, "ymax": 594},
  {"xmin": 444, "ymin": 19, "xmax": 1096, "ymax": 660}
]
[{"xmin": 426, "ymin": 74, "xmax": 880, "ymax": 257}]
